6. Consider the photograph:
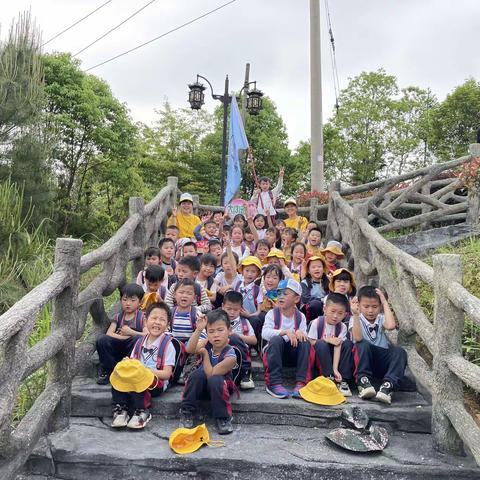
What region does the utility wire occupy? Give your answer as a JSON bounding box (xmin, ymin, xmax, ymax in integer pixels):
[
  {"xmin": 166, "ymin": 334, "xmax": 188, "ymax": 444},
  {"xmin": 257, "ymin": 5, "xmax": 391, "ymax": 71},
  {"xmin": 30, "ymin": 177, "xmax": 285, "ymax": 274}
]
[
  {"xmin": 42, "ymin": 0, "xmax": 113, "ymax": 47},
  {"xmin": 74, "ymin": 0, "xmax": 159, "ymax": 57},
  {"xmin": 324, "ymin": 0, "xmax": 341, "ymax": 112},
  {"xmin": 85, "ymin": 0, "xmax": 239, "ymax": 71}
]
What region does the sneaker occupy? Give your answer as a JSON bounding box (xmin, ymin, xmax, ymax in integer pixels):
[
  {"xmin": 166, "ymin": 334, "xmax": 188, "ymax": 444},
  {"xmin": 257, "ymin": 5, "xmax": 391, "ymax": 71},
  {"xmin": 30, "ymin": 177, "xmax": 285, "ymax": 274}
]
[
  {"xmin": 177, "ymin": 369, "xmax": 186, "ymax": 385},
  {"xmin": 338, "ymin": 381, "xmax": 352, "ymax": 397},
  {"xmin": 96, "ymin": 367, "xmax": 110, "ymax": 385},
  {"xmin": 111, "ymin": 405, "xmax": 128, "ymax": 428},
  {"xmin": 178, "ymin": 408, "xmax": 194, "ymax": 429},
  {"xmin": 250, "ymin": 348, "xmax": 259, "ymax": 358},
  {"xmin": 266, "ymin": 384, "xmax": 290, "ymax": 399},
  {"xmin": 376, "ymin": 380, "xmax": 393, "ymax": 405},
  {"xmin": 126, "ymin": 409, "xmax": 152, "ymax": 429},
  {"xmin": 357, "ymin": 376, "xmax": 376, "ymax": 399},
  {"xmin": 240, "ymin": 373, "xmax": 255, "ymax": 390},
  {"xmin": 291, "ymin": 382, "xmax": 306, "ymax": 399},
  {"xmin": 216, "ymin": 417, "xmax": 234, "ymax": 435}
]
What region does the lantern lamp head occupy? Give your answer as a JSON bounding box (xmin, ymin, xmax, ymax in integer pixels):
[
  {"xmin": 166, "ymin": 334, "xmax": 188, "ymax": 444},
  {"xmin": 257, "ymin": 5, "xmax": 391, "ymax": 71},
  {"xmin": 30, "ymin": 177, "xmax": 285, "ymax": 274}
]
[
  {"xmin": 188, "ymin": 81, "xmax": 206, "ymax": 110},
  {"xmin": 246, "ymin": 87, "xmax": 263, "ymax": 115}
]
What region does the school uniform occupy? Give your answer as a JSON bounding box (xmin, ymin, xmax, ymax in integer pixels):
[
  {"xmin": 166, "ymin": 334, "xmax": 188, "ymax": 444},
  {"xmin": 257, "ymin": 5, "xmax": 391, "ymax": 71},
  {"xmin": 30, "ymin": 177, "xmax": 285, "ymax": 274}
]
[
  {"xmin": 111, "ymin": 333, "xmax": 177, "ymax": 411},
  {"xmin": 181, "ymin": 344, "xmax": 238, "ymax": 419},
  {"xmin": 229, "ymin": 316, "xmax": 254, "ymax": 381},
  {"xmin": 250, "ymin": 177, "xmax": 283, "ymax": 217},
  {"xmin": 308, "ymin": 316, "xmax": 354, "ymax": 380},
  {"xmin": 233, "ymin": 279, "xmax": 263, "ymax": 336},
  {"xmin": 349, "ymin": 314, "xmax": 407, "ymax": 387},
  {"xmin": 261, "ymin": 307, "xmax": 311, "ymax": 386},
  {"xmin": 96, "ymin": 310, "xmax": 144, "ymax": 374}
]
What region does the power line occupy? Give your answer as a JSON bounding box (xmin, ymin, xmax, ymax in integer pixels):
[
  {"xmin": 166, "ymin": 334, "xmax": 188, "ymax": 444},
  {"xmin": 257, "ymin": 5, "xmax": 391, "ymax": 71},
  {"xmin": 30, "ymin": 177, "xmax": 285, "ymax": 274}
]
[
  {"xmin": 85, "ymin": 0, "xmax": 239, "ymax": 72},
  {"xmin": 324, "ymin": 0, "xmax": 341, "ymax": 112},
  {"xmin": 74, "ymin": 0, "xmax": 159, "ymax": 57},
  {"xmin": 42, "ymin": 0, "xmax": 113, "ymax": 47}
]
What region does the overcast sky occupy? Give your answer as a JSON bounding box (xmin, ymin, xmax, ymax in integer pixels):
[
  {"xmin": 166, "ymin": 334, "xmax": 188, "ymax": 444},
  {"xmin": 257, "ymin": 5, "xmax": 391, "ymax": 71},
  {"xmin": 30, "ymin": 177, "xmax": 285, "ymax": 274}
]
[{"xmin": 1, "ymin": 0, "xmax": 480, "ymax": 149}]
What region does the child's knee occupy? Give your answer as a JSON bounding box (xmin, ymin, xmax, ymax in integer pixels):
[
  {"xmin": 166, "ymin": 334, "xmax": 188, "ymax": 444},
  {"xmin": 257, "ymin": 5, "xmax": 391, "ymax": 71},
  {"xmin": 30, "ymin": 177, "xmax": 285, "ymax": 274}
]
[{"xmin": 315, "ymin": 340, "xmax": 330, "ymax": 354}]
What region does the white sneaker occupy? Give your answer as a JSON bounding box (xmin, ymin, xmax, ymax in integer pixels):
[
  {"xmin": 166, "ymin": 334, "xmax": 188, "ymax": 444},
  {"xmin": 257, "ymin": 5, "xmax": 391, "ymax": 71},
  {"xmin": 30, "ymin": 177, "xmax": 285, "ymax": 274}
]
[
  {"xmin": 375, "ymin": 381, "xmax": 393, "ymax": 405},
  {"xmin": 337, "ymin": 381, "xmax": 352, "ymax": 397},
  {"xmin": 111, "ymin": 406, "xmax": 128, "ymax": 428},
  {"xmin": 240, "ymin": 373, "xmax": 255, "ymax": 390},
  {"xmin": 357, "ymin": 376, "xmax": 376, "ymax": 399},
  {"xmin": 127, "ymin": 409, "xmax": 152, "ymax": 429}
]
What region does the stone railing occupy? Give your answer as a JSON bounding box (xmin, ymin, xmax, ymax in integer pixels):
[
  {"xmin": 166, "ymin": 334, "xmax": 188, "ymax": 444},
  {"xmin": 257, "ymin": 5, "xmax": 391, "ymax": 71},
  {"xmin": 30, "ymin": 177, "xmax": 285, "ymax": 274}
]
[
  {"xmin": 0, "ymin": 177, "xmax": 178, "ymax": 479},
  {"xmin": 325, "ymin": 164, "xmax": 480, "ymax": 464}
]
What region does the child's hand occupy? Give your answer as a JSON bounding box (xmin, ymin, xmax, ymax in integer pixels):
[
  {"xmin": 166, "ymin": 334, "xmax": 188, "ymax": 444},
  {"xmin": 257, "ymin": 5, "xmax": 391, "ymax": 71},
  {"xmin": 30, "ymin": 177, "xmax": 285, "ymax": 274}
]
[
  {"xmin": 325, "ymin": 336, "xmax": 341, "ymax": 346},
  {"xmin": 279, "ymin": 167, "xmax": 285, "ymax": 177},
  {"xmin": 119, "ymin": 325, "xmax": 132, "ymax": 336},
  {"xmin": 240, "ymin": 307, "xmax": 251, "ymax": 318},
  {"xmin": 172, "ymin": 206, "xmax": 177, "ymax": 217},
  {"xmin": 350, "ymin": 296, "xmax": 360, "ymax": 316},
  {"xmin": 196, "ymin": 314, "xmax": 207, "ymax": 332},
  {"xmin": 165, "ymin": 266, "xmax": 174, "ymax": 276},
  {"xmin": 333, "ymin": 369, "xmax": 342, "ymax": 383},
  {"xmin": 198, "ymin": 347, "xmax": 208, "ymax": 358},
  {"xmin": 295, "ymin": 330, "xmax": 308, "ymax": 342},
  {"xmin": 375, "ymin": 288, "xmax": 388, "ymax": 305},
  {"xmin": 285, "ymin": 330, "xmax": 298, "ymax": 347}
]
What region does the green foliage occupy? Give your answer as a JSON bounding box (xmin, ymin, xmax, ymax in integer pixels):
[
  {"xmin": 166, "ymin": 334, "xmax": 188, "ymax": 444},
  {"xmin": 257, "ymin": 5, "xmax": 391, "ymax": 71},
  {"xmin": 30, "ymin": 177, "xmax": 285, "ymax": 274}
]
[{"xmin": 429, "ymin": 78, "xmax": 480, "ymax": 161}]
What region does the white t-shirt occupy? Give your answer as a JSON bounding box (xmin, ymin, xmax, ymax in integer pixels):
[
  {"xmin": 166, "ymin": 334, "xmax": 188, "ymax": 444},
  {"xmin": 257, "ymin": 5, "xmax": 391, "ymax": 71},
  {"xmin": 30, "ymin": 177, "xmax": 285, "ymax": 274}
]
[
  {"xmin": 308, "ymin": 317, "xmax": 347, "ymax": 342},
  {"xmin": 231, "ymin": 316, "xmax": 254, "ymax": 336},
  {"xmin": 132, "ymin": 334, "xmax": 176, "ymax": 370},
  {"xmin": 262, "ymin": 309, "xmax": 307, "ymax": 343}
]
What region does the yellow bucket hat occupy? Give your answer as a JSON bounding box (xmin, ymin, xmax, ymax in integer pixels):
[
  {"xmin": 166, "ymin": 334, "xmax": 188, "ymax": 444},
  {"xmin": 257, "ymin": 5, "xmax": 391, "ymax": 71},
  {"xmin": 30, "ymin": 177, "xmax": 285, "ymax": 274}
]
[
  {"xmin": 266, "ymin": 248, "xmax": 286, "ymax": 262},
  {"xmin": 299, "ymin": 376, "xmax": 346, "ymax": 406},
  {"xmin": 321, "ymin": 245, "xmax": 345, "ymax": 259},
  {"xmin": 328, "ymin": 268, "xmax": 356, "ymax": 293},
  {"xmin": 238, "ymin": 255, "xmax": 263, "ymax": 274},
  {"xmin": 110, "ymin": 358, "xmax": 155, "ymax": 393},
  {"xmin": 169, "ymin": 424, "xmax": 225, "ymax": 455},
  {"xmin": 305, "ymin": 255, "xmax": 327, "ymax": 272}
]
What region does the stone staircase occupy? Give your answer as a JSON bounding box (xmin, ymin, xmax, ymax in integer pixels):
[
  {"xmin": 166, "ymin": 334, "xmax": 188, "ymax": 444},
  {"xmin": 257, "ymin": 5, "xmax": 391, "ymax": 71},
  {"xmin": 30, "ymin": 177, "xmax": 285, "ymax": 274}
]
[{"xmin": 21, "ymin": 359, "xmax": 479, "ymax": 480}]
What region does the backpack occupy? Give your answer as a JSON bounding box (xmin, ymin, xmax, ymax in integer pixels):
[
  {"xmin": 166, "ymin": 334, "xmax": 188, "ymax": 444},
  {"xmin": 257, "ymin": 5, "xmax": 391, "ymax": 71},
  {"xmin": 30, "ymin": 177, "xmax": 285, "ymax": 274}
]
[
  {"xmin": 115, "ymin": 310, "xmax": 144, "ymax": 332},
  {"xmin": 316, "ymin": 316, "xmax": 342, "ymax": 339},
  {"xmin": 232, "ymin": 280, "xmax": 261, "ymax": 308},
  {"xmin": 131, "ymin": 333, "xmax": 173, "ymax": 389},
  {"xmin": 194, "ymin": 282, "xmax": 202, "ymax": 306},
  {"xmin": 239, "ymin": 317, "xmax": 251, "ymax": 336},
  {"xmin": 273, "ymin": 307, "xmax": 302, "ymax": 331},
  {"xmin": 171, "ymin": 306, "xmax": 198, "ymax": 331}
]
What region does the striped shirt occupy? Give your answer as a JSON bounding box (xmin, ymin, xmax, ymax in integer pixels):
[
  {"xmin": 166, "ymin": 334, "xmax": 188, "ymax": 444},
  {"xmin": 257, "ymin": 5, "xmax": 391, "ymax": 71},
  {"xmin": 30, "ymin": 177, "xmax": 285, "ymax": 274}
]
[{"xmin": 171, "ymin": 308, "xmax": 207, "ymax": 342}]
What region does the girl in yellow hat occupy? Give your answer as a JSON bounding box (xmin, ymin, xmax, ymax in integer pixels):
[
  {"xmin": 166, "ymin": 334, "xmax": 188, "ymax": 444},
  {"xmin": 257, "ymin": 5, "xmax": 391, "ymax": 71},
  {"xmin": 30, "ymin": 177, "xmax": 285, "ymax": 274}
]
[{"xmin": 300, "ymin": 256, "xmax": 329, "ymax": 323}]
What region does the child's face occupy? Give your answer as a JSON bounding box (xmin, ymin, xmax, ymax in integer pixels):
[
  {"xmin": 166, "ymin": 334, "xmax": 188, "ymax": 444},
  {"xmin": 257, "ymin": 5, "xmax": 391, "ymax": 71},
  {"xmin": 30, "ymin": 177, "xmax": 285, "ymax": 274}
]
[
  {"xmin": 146, "ymin": 307, "xmax": 168, "ymax": 337},
  {"xmin": 206, "ymin": 319, "xmax": 231, "ymax": 349},
  {"xmin": 254, "ymin": 217, "xmax": 265, "ymax": 229},
  {"xmin": 334, "ymin": 279, "xmax": 351, "ymax": 295},
  {"xmin": 359, "ymin": 296, "xmax": 381, "ymax": 322},
  {"xmin": 165, "ymin": 228, "xmax": 179, "ymax": 242},
  {"xmin": 324, "ymin": 302, "xmax": 347, "ymax": 325},
  {"xmin": 175, "ymin": 285, "xmax": 195, "ymax": 308},
  {"xmin": 308, "ymin": 260, "xmax": 324, "ymax": 280},
  {"xmin": 121, "ymin": 295, "xmax": 140, "ymax": 314},
  {"xmin": 276, "ymin": 222, "xmax": 286, "ymax": 233},
  {"xmin": 205, "ymin": 223, "xmax": 217, "ymax": 236},
  {"xmin": 267, "ymin": 256, "xmax": 281, "ymax": 266},
  {"xmin": 209, "ymin": 244, "xmax": 222, "ymax": 260},
  {"xmin": 244, "ymin": 232, "xmax": 254, "ymax": 243},
  {"xmin": 176, "ymin": 264, "xmax": 196, "ymax": 280},
  {"xmin": 222, "ymin": 258, "xmax": 233, "ymax": 274},
  {"xmin": 284, "ymin": 204, "xmax": 297, "ymax": 217},
  {"xmin": 277, "ymin": 288, "xmax": 299, "ymax": 309},
  {"xmin": 259, "ymin": 180, "xmax": 270, "ymax": 192},
  {"xmin": 292, "ymin": 245, "xmax": 305, "ymax": 263},
  {"xmin": 160, "ymin": 242, "xmax": 175, "ymax": 260},
  {"xmin": 308, "ymin": 230, "xmax": 321, "ymax": 246},
  {"xmin": 146, "ymin": 279, "xmax": 162, "ymax": 293},
  {"xmin": 213, "ymin": 212, "xmax": 223, "ymax": 225},
  {"xmin": 145, "ymin": 255, "xmax": 160, "ymax": 267},
  {"xmin": 222, "ymin": 300, "xmax": 242, "ymax": 321},
  {"xmin": 200, "ymin": 262, "xmax": 215, "ymax": 278},
  {"xmin": 324, "ymin": 251, "xmax": 338, "ymax": 264},
  {"xmin": 180, "ymin": 201, "xmax": 193, "ymax": 215},
  {"xmin": 281, "ymin": 230, "xmax": 293, "ymax": 244},
  {"xmin": 242, "ymin": 265, "xmax": 260, "ymax": 284},
  {"xmin": 231, "ymin": 228, "xmax": 243, "ymax": 244},
  {"xmin": 264, "ymin": 271, "xmax": 280, "ymax": 291},
  {"xmin": 256, "ymin": 244, "xmax": 269, "ymax": 260},
  {"xmin": 183, "ymin": 245, "xmax": 197, "ymax": 257},
  {"xmin": 265, "ymin": 230, "xmax": 276, "ymax": 246},
  {"xmin": 234, "ymin": 218, "xmax": 245, "ymax": 228}
]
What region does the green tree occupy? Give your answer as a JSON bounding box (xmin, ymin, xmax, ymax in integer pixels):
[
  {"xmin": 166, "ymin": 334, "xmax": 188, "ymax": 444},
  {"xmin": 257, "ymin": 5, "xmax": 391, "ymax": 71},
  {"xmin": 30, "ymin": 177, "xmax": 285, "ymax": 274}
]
[{"xmin": 429, "ymin": 78, "xmax": 480, "ymax": 161}]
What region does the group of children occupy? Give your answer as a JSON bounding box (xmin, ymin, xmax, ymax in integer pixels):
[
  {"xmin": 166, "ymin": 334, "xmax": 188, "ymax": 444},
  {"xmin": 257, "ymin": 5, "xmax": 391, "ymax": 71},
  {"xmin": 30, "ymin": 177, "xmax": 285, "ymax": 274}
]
[{"xmin": 96, "ymin": 179, "xmax": 407, "ymax": 434}]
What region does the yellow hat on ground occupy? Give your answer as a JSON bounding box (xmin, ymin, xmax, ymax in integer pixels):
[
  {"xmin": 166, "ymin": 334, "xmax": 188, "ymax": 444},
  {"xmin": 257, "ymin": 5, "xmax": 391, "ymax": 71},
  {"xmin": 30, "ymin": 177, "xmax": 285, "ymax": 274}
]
[
  {"xmin": 266, "ymin": 248, "xmax": 286, "ymax": 261},
  {"xmin": 305, "ymin": 255, "xmax": 327, "ymax": 271},
  {"xmin": 328, "ymin": 268, "xmax": 356, "ymax": 293},
  {"xmin": 169, "ymin": 424, "xmax": 224, "ymax": 454},
  {"xmin": 238, "ymin": 255, "xmax": 263, "ymax": 273},
  {"xmin": 321, "ymin": 245, "xmax": 345, "ymax": 259},
  {"xmin": 299, "ymin": 376, "xmax": 346, "ymax": 406},
  {"xmin": 110, "ymin": 358, "xmax": 154, "ymax": 393}
]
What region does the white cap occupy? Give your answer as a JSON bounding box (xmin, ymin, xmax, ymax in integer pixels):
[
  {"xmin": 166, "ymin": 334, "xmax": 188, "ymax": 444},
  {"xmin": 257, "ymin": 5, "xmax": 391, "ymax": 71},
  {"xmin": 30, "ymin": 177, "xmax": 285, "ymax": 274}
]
[
  {"xmin": 278, "ymin": 278, "xmax": 302, "ymax": 296},
  {"xmin": 179, "ymin": 193, "xmax": 194, "ymax": 204},
  {"xmin": 284, "ymin": 198, "xmax": 297, "ymax": 207}
]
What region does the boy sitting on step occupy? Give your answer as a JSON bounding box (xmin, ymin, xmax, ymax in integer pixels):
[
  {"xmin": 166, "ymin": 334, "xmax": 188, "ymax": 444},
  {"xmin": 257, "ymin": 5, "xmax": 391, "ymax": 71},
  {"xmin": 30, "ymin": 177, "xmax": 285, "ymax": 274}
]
[
  {"xmin": 179, "ymin": 310, "xmax": 237, "ymax": 435},
  {"xmin": 307, "ymin": 293, "xmax": 354, "ymax": 397},
  {"xmin": 96, "ymin": 283, "xmax": 147, "ymax": 385},
  {"xmin": 110, "ymin": 302, "xmax": 178, "ymax": 429},
  {"xmin": 350, "ymin": 286, "xmax": 407, "ymax": 405},
  {"xmin": 262, "ymin": 279, "xmax": 311, "ymax": 399}
]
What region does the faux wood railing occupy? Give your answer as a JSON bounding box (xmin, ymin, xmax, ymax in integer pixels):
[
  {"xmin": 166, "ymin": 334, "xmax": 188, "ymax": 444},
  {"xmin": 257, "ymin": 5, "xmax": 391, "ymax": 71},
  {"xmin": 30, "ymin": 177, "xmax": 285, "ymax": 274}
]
[
  {"xmin": 0, "ymin": 177, "xmax": 178, "ymax": 479},
  {"xmin": 325, "ymin": 153, "xmax": 480, "ymax": 463}
]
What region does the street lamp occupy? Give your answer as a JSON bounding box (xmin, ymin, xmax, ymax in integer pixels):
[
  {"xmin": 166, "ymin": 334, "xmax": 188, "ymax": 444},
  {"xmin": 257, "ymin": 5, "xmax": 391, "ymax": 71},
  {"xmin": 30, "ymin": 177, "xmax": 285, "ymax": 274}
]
[{"xmin": 187, "ymin": 71, "xmax": 263, "ymax": 206}]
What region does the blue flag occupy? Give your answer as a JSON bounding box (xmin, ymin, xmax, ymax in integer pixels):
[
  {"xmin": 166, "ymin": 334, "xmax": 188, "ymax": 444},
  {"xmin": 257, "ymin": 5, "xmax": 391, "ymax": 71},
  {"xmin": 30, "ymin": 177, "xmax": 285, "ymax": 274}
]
[{"xmin": 225, "ymin": 96, "xmax": 248, "ymax": 205}]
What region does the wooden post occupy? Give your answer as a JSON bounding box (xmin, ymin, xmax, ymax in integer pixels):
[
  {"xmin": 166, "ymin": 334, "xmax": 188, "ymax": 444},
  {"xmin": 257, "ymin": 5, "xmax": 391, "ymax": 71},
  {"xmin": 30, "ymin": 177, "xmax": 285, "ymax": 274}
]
[
  {"xmin": 309, "ymin": 197, "xmax": 318, "ymax": 222},
  {"xmin": 167, "ymin": 176, "xmax": 178, "ymax": 205},
  {"xmin": 129, "ymin": 197, "xmax": 146, "ymax": 278},
  {"xmin": 325, "ymin": 181, "xmax": 340, "ymax": 241},
  {"xmin": 431, "ymin": 254, "xmax": 464, "ymax": 456},
  {"xmin": 420, "ymin": 183, "xmax": 432, "ymax": 230},
  {"xmin": 48, "ymin": 238, "xmax": 83, "ymax": 431},
  {"xmin": 192, "ymin": 194, "xmax": 200, "ymax": 216},
  {"xmin": 351, "ymin": 203, "xmax": 370, "ymax": 287},
  {"xmin": 467, "ymin": 144, "xmax": 480, "ymax": 229}
]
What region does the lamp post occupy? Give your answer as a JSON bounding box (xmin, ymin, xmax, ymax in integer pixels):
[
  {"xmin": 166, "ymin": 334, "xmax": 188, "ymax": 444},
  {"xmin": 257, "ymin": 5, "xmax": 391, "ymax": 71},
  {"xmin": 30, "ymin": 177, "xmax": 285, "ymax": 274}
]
[{"xmin": 188, "ymin": 68, "xmax": 263, "ymax": 206}]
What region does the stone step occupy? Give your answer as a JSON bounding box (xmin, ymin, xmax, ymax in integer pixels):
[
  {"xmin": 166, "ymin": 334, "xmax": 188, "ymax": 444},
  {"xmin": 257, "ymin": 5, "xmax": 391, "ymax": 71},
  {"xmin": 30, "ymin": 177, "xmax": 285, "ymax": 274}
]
[
  {"xmin": 25, "ymin": 417, "xmax": 478, "ymax": 480},
  {"xmin": 71, "ymin": 377, "xmax": 431, "ymax": 433}
]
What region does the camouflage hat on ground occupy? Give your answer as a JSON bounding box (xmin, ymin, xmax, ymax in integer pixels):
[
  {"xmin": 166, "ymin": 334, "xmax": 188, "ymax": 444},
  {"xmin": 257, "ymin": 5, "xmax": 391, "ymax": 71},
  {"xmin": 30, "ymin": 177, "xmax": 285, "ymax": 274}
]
[
  {"xmin": 325, "ymin": 425, "xmax": 389, "ymax": 452},
  {"xmin": 341, "ymin": 405, "xmax": 370, "ymax": 431}
]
